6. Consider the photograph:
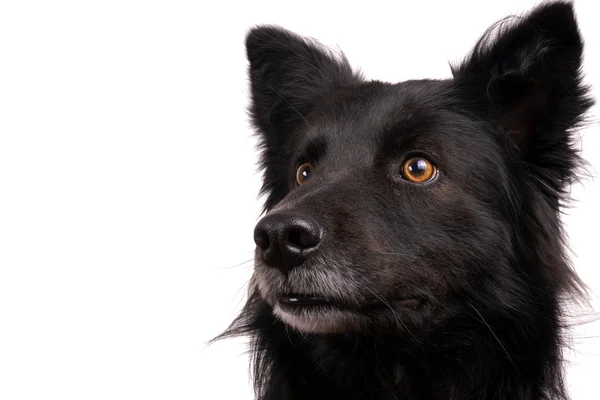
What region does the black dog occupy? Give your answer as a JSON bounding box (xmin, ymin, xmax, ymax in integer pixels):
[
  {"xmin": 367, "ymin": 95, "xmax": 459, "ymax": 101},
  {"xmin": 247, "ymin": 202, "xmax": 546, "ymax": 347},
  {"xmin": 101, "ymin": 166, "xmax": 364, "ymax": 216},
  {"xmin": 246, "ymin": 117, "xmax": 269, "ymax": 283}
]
[{"xmin": 216, "ymin": 2, "xmax": 593, "ymax": 399}]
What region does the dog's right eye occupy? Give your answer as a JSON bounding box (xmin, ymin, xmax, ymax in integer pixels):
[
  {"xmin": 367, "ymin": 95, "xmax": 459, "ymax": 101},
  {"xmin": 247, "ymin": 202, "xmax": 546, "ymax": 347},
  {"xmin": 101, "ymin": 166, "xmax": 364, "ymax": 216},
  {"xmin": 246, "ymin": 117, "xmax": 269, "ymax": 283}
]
[
  {"xmin": 401, "ymin": 157, "xmax": 437, "ymax": 183},
  {"xmin": 296, "ymin": 162, "xmax": 313, "ymax": 185}
]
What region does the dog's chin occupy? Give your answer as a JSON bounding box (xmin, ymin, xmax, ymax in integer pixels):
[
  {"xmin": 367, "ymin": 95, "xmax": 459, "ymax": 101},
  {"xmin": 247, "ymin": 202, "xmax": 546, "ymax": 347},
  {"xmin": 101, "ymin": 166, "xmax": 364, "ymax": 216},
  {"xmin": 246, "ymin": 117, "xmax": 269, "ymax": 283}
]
[{"xmin": 273, "ymin": 303, "xmax": 359, "ymax": 334}]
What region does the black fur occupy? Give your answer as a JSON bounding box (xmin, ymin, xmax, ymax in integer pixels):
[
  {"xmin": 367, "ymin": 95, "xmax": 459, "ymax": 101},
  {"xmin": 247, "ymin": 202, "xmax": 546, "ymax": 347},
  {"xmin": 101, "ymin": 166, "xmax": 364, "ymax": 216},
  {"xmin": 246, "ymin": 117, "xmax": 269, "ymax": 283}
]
[{"xmin": 216, "ymin": 2, "xmax": 593, "ymax": 399}]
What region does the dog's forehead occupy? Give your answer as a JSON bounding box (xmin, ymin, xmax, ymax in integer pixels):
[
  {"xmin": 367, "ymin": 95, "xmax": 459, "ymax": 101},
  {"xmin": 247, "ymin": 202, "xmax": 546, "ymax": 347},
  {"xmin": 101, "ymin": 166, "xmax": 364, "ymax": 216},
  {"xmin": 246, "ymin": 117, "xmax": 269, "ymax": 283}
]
[{"xmin": 303, "ymin": 79, "xmax": 459, "ymax": 158}]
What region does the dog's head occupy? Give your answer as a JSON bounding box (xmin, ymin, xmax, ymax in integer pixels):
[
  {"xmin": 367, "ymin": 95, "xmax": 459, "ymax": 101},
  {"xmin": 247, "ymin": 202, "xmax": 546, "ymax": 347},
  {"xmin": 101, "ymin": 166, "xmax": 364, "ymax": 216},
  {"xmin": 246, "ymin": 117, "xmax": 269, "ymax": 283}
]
[{"xmin": 246, "ymin": 2, "xmax": 591, "ymax": 335}]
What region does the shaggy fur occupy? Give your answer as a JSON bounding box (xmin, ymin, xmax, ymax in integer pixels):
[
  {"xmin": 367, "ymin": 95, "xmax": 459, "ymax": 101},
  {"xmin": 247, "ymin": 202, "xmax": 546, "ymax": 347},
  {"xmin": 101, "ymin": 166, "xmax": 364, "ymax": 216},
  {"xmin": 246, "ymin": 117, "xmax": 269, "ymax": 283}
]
[{"xmin": 216, "ymin": 2, "xmax": 593, "ymax": 399}]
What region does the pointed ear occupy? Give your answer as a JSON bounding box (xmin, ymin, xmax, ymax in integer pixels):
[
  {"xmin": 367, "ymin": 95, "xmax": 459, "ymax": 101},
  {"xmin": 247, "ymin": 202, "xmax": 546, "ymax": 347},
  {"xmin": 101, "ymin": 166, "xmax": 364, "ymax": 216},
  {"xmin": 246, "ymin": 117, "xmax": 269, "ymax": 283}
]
[
  {"xmin": 452, "ymin": 2, "xmax": 593, "ymax": 198},
  {"xmin": 246, "ymin": 26, "xmax": 360, "ymax": 137},
  {"xmin": 245, "ymin": 26, "xmax": 361, "ymax": 209}
]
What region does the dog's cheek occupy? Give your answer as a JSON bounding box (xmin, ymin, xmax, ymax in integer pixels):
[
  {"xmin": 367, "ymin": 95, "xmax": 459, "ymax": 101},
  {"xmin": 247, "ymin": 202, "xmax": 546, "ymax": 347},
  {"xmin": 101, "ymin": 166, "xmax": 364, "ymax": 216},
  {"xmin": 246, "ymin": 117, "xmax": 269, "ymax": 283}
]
[{"xmin": 398, "ymin": 190, "xmax": 511, "ymax": 294}]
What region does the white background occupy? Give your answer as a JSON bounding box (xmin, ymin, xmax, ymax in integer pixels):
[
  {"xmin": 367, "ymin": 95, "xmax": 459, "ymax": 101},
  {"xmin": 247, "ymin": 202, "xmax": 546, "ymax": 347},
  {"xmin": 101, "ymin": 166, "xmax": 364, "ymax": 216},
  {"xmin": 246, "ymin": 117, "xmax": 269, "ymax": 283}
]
[{"xmin": 0, "ymin": 1, "xmax": 598, "ymax": 399}]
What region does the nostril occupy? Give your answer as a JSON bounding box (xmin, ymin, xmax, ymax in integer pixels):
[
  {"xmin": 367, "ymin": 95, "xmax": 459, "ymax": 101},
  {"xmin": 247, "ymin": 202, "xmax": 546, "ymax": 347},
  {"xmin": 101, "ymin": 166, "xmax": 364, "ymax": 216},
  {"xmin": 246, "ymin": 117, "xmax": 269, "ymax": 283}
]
[
  {"xmin": 287, "ymin": 223, "xmax": 321, "ymax": 250},
  {"xmin": 254, "ymin": 228, "xmax": 270, "ymax": 251},
  {"xmin": 287, "ymin": 229, "xmax": 303, "ymax": 248}
]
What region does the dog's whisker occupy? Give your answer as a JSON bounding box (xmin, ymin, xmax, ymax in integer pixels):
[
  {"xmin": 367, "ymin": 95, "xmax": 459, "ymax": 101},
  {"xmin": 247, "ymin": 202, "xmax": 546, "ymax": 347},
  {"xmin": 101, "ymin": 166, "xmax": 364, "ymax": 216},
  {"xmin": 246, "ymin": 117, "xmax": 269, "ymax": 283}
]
[
  {"xmin": 219, "ymin": 258, "xmax": 255, "ymax": 270},
  {"xmin": 468, "ymin": 302, "xmax": 520, "ymax": 375}
]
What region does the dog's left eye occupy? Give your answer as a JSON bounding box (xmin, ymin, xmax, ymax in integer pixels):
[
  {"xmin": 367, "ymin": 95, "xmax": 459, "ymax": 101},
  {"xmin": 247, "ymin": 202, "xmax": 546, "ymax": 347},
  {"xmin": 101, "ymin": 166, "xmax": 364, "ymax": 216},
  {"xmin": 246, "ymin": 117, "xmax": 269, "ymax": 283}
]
[
  {"xmin": 296, "ymin": 162, "xmax": 313, "ymax": 185},
  {"xmin": 401, "ymin": 157, "xmax": 437, "ymax": 183}
]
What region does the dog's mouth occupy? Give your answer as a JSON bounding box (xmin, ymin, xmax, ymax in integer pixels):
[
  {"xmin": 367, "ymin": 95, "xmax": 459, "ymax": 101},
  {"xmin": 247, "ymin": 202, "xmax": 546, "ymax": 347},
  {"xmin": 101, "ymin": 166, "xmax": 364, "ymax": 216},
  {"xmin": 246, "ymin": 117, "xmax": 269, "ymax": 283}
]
[
  {"xmin": 279, "ymin": 295, "xmax": 332, "ymax": 307},
  {"xmin": 274, "ymin": 293, "xmax": 425, "ymax": 333},
  {"xmin": 278, "ymin": 294, "xmax": 423, "ymax": 312}
]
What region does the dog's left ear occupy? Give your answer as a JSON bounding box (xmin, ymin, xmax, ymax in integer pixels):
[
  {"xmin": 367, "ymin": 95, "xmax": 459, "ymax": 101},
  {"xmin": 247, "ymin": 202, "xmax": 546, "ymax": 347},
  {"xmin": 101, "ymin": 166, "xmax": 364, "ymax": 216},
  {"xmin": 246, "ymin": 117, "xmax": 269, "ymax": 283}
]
[
  {"xmin": 452, "ymin": 1, "xmax": 592, "ymax": 198},
  {"xmin": 245, "ymin": 26, "xmax": 361, "ymax": 210}
]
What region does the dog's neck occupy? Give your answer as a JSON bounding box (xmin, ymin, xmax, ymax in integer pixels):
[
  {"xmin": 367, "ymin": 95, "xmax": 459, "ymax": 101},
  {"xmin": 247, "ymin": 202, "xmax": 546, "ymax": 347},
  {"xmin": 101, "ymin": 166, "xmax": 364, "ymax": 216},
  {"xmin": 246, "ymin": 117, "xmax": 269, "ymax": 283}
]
[{"xmin": 237, "ymin": 294, "xmax": 566, "ymax": 400}]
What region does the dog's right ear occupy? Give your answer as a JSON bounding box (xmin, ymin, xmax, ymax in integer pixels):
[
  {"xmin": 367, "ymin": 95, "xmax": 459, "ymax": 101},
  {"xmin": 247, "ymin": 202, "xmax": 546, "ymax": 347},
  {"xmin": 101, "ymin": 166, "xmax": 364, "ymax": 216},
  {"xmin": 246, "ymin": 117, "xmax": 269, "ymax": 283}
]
[
  {"xmin": 245, "ymin": 26, "xmax": 360, "ymax": 209},
  {"xmin": 451, "ymin": 2, "xmax": 592, "ymax": 203}
]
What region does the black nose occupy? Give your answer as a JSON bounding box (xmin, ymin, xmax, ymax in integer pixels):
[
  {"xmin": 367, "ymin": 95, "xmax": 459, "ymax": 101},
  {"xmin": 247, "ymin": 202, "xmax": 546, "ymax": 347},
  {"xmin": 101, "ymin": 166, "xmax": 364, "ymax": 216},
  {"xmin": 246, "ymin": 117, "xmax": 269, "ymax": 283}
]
[{"xmin": 253, "ymin": 212, "xmax": 323, "ymax": 273}]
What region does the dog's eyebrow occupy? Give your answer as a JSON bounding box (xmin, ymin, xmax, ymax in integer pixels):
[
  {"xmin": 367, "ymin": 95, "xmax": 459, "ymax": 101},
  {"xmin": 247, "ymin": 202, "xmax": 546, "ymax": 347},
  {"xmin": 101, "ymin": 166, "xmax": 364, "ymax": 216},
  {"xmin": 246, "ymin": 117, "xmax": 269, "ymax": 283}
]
[
  {"xmin": 377, "ymin": 119, "xmax": 424, "ymax": 158},
  {"xmin": 301, "ymin": 137, "xmax": 327, "ymax": 163}
]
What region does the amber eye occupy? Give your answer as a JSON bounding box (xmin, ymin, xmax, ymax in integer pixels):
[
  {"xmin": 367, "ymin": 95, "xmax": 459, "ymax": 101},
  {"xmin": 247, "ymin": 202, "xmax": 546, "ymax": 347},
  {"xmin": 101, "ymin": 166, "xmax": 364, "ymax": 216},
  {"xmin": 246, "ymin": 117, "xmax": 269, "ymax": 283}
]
[
  {"xmin": 401, "ymin": 157, "xmax": 437, "ymax": 183},
  {"xmin": 296, "ymin": 162, "xmax": 313, "ymax": 185}
]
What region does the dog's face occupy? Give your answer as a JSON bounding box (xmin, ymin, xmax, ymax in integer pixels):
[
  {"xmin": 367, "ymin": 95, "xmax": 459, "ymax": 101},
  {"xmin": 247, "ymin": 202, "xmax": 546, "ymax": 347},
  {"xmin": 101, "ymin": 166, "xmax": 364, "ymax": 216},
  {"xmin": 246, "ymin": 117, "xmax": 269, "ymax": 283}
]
[
  {"xmin": 253, "ymin": 82, "xmax": 514, "ymax": 333},
  {"xmin": 246, "ymin": 4, "xmax": 590, "ymax": 335}
]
